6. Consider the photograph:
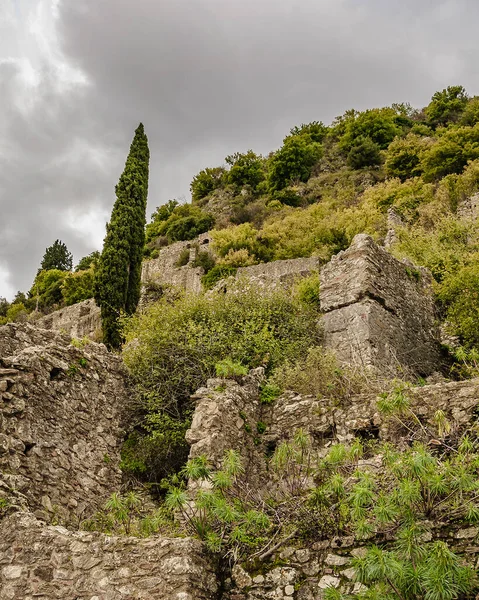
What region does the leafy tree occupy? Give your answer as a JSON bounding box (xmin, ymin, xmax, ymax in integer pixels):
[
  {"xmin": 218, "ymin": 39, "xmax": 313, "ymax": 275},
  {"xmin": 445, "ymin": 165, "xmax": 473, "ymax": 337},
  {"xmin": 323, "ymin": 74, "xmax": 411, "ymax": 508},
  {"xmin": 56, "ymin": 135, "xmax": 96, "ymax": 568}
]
[
  {"xmin": 40, "ymin": 240, "xmax": 73, "ymax": 272},
  {"xmin": 190, "ymin": 167, "xmax": 225, "ymax": 203},
  {"xmin": 225, "ymin": 150, "xmax": 265, "ymax": 190},
  {"xmin": 425, "ymin": 85, "xmax": 469, "ymax": 127},
  {"xmin": 385, "ymin": 134, "xmax": 430, "ymax": 181},
  {"xmin": 421, "ymin": 124, "xmax": 479, "ymax": 181},
  {"xmin": 75, "ymin": 251, "xmax": 100, "ymax": 272},
  {"xmin": 340, "ymin": 108, "xmax": 402, "ymax": 152},
  {"xmin": 268, "ymin": 135, "xmax": 323, "ymax": 191},
  {"xmin": 94, "ymin": 123, "xmax": 150, "ymax": 348},
  {"xmin": 346, "ymin": 136, "xmax": 382, "ymax": 169},
  {"xmin": 460, "ymin": 96, "xmax": 479, "ymax": 126},
  {"xmin": 145, "ymin": 200, "xmax": 180, "ymax": 245},
  {"xmin": 288, "ymin": 121, "xmax": 328, "ymax": 143}
]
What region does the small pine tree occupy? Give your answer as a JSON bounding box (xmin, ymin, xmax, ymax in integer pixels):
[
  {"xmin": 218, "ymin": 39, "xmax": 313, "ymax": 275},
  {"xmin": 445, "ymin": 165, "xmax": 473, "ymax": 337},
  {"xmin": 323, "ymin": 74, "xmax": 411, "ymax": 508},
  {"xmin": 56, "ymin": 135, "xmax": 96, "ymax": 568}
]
[
  {"xmin": 94, "ymin": 123, "xmax": 150, "ymax": 348},
  {"xmin": 40, "ymin": 240, "xmax": 73, "ymax": 271}
]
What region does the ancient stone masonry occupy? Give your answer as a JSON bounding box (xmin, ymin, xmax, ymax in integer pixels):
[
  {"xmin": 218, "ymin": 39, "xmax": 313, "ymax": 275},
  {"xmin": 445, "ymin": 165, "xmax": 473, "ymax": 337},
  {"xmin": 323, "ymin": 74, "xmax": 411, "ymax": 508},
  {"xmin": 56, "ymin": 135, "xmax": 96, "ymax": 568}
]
[
  {"xmin": 36, "ymin": 298, "xmax": 101, "ymax": 340},
  {"xmin": 0, "ymin": 512, "xmax": 218, "ymax": 600},
  {"xmin": 187, "ymin": 373, "xmax": 479, "ymax": 599},
  {"xmin": 0, "ymin": 323, "xmax": 127, "ymax": 524},
  {"xmin": 320, "ymin": 234, "xmax": 441, "ymax": 376}
]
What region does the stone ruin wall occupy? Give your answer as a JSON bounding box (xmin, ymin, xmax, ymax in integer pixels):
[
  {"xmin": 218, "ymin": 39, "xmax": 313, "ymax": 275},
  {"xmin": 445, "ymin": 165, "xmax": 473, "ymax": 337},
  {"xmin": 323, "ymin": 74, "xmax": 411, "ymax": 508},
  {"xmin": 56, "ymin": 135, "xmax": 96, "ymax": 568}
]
[
  {"xmin": 0, "ymin": 234, "xmax": 465, "ymax": 599},
  {"xmin": 320, "ymin": 234, "xmax": 441, "ymax": 377},
  {"xmin": 186, "ymin": 370, "xmax": 479, "ymax": 600},
  {"xmin": 0, "ymin": 323, "xmax": 126, "ymax": 525},
  {"xmin": 0, "ymin": 512, "xmax": 217, "ymax": 600},
  {"xmin": 36, "ymin": 298, "xmax": 101, "ymax": 341},
  {"xmin": 0, "ymin": 323, "xmax": 219, "ymax": 600}
]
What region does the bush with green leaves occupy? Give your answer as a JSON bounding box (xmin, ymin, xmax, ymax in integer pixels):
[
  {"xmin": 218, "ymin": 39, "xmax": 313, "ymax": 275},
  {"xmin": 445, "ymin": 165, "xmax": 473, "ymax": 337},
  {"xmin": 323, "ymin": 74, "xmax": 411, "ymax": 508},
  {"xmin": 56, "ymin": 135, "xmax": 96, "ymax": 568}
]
[
  {"xmin": 201, "ymin": 264, "xmax": 237, "ymax": 290},
  {"xmin": 122, "ymin": 286, "xmax": 321, "ymax": 484},
  {"xmin": 147, "ymin": 203, "xmax": 214, "ymax": 245},
  {"xmin": 288, "ymin": 121, "xmax": 329, "ymax": 143},
  {"xmin": 339, "ymin": 108, "xmax": 403, "ymax": 153},
  {"xmin": 346, "ymin": 136, "xmax": 382, "ymax": 169},
  {"xmin": 75, "ymin": 251, "xmax": 100, "ymax": 272},
  {"xmin": 425, "ymin": 85, "xmax": 469, "ymax": 127},
  {"xmin": 267, "ymin": 134, "xmax": 323, "ymax": 192},
  {"xmin": 421, "ymin": 124, "xmax": 479, "ymax": 182},
  {"xmin": 190, "ymin": 166, "xmax": 226, "ymax": 203},
  {"xmin": 29, "ymin": 269, "xmax": 67, "ymax": 311},
  {"xmin": 82, "ymin": 491, "xmax": 171, "ymax": 537},
  {"xmin": 385, "ymin": 134, "xmax": 431, "ymax": 181},
  {"xmin": 225, "ymin": 150, "xmax": 265, "ymax": 191},
  {"xmin": 62, "ymin": 268, "xmax": 95, "ymax": 306}
]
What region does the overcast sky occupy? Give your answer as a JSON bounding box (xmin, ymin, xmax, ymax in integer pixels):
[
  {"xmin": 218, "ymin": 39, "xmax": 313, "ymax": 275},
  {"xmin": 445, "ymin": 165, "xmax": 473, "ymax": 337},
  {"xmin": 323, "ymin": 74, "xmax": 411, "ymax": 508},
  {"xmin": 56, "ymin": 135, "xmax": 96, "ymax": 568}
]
[{"xmin": 0, "ymin": 0, "xmax": 478, "ymax": 299}]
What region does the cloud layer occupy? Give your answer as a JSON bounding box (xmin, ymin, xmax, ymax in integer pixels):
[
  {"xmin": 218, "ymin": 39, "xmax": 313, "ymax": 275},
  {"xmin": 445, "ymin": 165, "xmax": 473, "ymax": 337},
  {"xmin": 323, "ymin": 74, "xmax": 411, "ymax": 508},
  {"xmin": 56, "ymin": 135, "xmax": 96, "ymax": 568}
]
[{"xmin": 1, "ymin": 0, "xmax": 479, "ymax": 298}]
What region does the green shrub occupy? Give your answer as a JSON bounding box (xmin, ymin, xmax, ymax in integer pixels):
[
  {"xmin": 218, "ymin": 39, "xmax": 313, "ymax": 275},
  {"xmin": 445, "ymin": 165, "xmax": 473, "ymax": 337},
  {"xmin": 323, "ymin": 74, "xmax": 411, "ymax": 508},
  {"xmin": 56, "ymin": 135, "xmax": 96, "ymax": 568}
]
[
  {"xmin": 267, "ymin": 135, "xmax": 323, "ymax": 191},
  {"xmin": 425, "ymin": 85, "xmax": 469, "ymax": 127},
  {"xmin": 225, "ymin": 150, "xmax": 265, "ymax": 191},
  {"xmin": 62, "ymin": 268, "xmax": 95, "ymax": 306},
  {"xmin": 421, "ymin": 124, "xmax": 479, "ymax": 182},
  {"xmin": 340, "ymin": 108, "xmax": 402, "ymax": 152},
  {"xmin": 215, "ymin": 358, "xmax": 248, "ymax": 378},
  {"xmin": 190, "ymin": 167, "xmax": 226, "ymax": 203},
  {"xmin": 385, "ymin": 134, "xmax": 430, "ymax": 181},
  {"xmin": 201, "ymin": 264, "xmax": 237, "ymax": 290},
  {"xmin": 346, "ymin": 136, "xmax": 382, "ymax": 169},
  {"xmin": 122, "ymin": 287, "xmax": 321, "ymax": 483},
  {"xmin": 28, "ymin": 269, "xmax": 67, "ymax": 311},
  {"xmin": 5, "ymin": 302, "xmax": 28, "ymax": 323},
  {"xmin": 295, "ymin": 272, "xmax": 320, "ymax": 306},
  {"xmin": 438, "ymin": 262, "xmax": 479, "ymax": 348},
  {"xmin": 175, "ymin": 248, "xmax": 190, "ymax": 267},
  {"xmin": 192, "ymin": 250, "xmax": 216, "ymax": 273}
]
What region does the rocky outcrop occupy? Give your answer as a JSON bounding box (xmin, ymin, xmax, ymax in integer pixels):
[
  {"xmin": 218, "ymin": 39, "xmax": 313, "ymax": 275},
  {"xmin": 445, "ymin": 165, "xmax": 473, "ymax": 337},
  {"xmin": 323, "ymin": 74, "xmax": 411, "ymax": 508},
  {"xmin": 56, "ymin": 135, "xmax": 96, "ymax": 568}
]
[
  {"xmin": 36, "ymin": 298, "xmax": 101, "ymax": 341},
  {"xmin": 0, "ymin": 512, "xmax": 218, "ymax": 600},
  {"xmin": 0, "ymin": 323, "xmax": 127, "ymax": 524},
  {"xmin": 320, "ymin": 234, "xmax": 441, "ymax": 376},
  {"xmin": 457, "ymin": 191, "xmax": 479, "ymax": 220}
]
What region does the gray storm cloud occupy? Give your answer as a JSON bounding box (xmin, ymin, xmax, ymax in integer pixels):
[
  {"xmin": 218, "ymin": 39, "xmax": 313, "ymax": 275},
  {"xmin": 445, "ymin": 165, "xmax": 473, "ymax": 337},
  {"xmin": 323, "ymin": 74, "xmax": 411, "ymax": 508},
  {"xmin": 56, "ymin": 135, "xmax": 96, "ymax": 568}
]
[{"xmin": 0, "ymin": 0, "xmax": 478, "ymax": 298}]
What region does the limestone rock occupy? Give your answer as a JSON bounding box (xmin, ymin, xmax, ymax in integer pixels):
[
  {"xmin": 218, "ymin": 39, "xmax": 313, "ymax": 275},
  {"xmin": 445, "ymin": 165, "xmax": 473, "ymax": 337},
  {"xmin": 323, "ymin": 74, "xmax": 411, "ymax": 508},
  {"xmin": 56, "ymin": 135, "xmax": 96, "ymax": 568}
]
[{"xmin": 320, "ymin": 234, "xmax": 441, "ymax": 376}]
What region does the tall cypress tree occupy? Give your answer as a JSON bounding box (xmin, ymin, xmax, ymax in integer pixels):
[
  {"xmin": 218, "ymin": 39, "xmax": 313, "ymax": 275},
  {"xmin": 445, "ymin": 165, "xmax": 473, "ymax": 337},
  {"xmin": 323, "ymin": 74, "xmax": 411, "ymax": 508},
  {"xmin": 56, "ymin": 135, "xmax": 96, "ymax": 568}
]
[{"xmin": 94, "ymin": 123, "xmax": 150, "ymax": 348}]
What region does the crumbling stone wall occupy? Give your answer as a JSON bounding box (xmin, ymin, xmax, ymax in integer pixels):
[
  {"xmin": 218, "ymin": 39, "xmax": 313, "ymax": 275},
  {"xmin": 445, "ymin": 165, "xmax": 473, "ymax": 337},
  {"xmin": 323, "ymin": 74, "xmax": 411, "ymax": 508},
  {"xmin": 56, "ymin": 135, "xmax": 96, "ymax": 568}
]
[
  {"xmin": 226, "ymin": 525, "xmax": 479, "ymax": 600},
  {"xmin": 236, "ymin": 257, "xmax": 318, "ymax": 288},
  {"xmin": 36, "ymin": 298, "xmax": 101, "ymax": 340},
  {"xmin": 320, "ymin": 234, "xmax": 441, "ymax": 376},
  {"xmin": 0, "ymin": 323, "xmax": 127, "ymax": 524},
  {"xmin": 0, "ymin": 512, "xmax": 218, "ymax": 600}
]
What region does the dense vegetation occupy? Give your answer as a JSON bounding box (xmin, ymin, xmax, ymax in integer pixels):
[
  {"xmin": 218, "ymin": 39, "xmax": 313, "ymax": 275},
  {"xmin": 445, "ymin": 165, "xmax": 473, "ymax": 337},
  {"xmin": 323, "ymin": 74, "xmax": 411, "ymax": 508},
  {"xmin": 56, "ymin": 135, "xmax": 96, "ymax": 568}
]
[
  {"xmin": 140, "ymin": 85, "xmax": 479, "ymax": 353},
  {"xmin": 121, "ymin": 283, "xmax": 321, "ymax": 485}
]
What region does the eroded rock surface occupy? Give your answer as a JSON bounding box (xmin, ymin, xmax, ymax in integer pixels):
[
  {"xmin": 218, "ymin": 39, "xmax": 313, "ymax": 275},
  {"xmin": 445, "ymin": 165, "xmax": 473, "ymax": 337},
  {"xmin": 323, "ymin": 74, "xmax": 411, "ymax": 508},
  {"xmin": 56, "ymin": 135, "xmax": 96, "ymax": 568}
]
[
  {"xmin": 0, "ymin": 512, "xmax": 217, "ymax": 600},
  {"xmin": 320, "ymin": 234, "xmax": 441, "ymax": 376},
  {"xmin": 0, "ymin": 323, "xmax": 126, "ymax": 524}
]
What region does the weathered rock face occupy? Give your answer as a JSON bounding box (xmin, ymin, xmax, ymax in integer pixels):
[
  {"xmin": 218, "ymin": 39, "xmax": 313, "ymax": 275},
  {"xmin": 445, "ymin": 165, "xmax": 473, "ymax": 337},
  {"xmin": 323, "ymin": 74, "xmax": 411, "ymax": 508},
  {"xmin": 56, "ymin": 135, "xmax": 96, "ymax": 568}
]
[
  {"xmin": 236, "ymin": 257, "xmax": 319, "ymax": 288},
  {"xmin": 0, "ymin": 323, "xmax": 127, "ymax": 524},
  {"xmin": 320, "ymin": 234, "xmax": 441, "ymax": 376},
  {"xmin": 36, "ymin": 298, "xmax": 101, "ymax": 341},
  {"xmin": 0, "ymin": 512, "xmax": 218, "ymax": 600},
  {"xmin": 457, "ymin": 191, "xmax": 479, "ymax": 220},
  {"xmin": 141, "ymin": 238, "xmax": 208, "ymax": 295}
]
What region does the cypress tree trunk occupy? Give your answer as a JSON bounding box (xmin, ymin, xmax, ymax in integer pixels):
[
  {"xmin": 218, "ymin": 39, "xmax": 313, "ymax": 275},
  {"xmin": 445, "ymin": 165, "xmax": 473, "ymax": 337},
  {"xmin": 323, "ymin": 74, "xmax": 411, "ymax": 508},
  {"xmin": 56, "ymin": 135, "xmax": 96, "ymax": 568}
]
[{"xmin": 94, "ymin": 124, "xmax": 150, "ymax": 349}]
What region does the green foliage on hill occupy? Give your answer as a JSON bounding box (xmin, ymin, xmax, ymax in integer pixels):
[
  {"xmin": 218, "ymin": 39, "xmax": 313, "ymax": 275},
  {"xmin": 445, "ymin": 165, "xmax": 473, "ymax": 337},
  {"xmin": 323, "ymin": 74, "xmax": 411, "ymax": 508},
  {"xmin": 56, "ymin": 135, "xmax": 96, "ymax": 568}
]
[
  {"xmin": 94, "ymin": 123, "xmax": 150, "ymax": 348},
  {"xmin": 121, "ymin": 285, "xmax": 321, "ymax": 485}
]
